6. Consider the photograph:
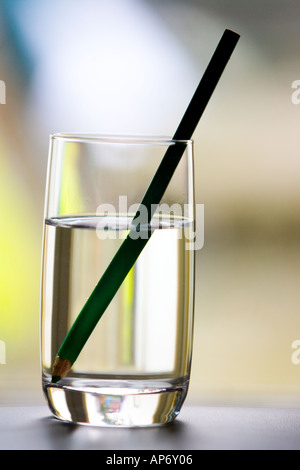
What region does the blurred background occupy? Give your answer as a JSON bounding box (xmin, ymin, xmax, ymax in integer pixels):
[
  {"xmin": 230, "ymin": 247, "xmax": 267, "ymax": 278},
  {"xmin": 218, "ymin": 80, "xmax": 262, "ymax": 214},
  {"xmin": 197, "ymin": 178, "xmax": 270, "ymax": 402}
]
[{"xmin": 1, "ymin": 0, "xmax": 300, "ymax": 407}]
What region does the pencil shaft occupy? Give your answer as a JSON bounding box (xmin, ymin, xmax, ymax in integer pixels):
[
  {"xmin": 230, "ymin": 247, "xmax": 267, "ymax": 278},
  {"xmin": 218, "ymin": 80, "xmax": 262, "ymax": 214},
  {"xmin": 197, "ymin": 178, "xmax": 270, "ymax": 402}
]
[
  {"xmin": 173, "ymin": 29, "xmax": 240, "ymax": 141},
  {"xmin": 55, "ymin": 28, "xmax": 240, "ymax": 368},
  {"xmin": 132, "ymin": 29, "xmax": 240, "ymax": 224}
]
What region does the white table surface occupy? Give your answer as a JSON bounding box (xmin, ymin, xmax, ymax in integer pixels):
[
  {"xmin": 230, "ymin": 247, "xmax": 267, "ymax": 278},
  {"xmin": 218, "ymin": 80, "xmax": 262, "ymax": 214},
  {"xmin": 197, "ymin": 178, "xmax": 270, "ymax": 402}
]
[{"xmin": 1, "ymin": 404, "xmax": 300, "ymax": 450}]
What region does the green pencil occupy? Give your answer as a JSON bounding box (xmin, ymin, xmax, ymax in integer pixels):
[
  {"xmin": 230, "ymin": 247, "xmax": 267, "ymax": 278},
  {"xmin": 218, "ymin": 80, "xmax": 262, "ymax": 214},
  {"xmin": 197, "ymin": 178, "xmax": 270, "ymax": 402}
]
[{"xmin": 52, "ymin": 29, "xmax": 240, "ymax": 383}]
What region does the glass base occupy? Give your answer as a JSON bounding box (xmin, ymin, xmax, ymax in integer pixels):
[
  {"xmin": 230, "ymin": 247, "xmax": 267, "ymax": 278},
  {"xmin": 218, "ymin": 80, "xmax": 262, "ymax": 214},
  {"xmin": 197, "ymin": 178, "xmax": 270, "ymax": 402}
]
[{"xmin": 42, "ymin": 376, "xmax": 188, "ymax": 427}]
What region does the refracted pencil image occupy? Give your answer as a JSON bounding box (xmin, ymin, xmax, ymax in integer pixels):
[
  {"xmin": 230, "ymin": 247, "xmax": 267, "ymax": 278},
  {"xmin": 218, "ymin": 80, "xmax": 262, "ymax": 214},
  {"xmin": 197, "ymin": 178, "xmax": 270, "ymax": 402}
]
[{"xmin": 40, "ymin": 29, "xmax": 240, "ymax": 427}]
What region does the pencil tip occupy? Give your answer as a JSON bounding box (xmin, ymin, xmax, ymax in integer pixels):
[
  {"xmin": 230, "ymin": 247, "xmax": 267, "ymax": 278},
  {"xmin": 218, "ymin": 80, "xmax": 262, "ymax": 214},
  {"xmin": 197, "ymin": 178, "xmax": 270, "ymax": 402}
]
[
  {"xmin": 51, "ymin": 375, "xmax": 61, "ymax": 384},
  {"xmin": 51, "ymin": 356, "xmax": 72, "ymax": 382}
]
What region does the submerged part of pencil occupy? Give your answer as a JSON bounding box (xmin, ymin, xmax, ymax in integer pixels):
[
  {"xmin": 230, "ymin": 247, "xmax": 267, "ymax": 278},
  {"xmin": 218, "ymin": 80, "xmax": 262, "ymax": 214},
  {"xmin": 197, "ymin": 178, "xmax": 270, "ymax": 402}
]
[{"xmin": 51, "ymin": 356, "xmax": 72, "ymax": 383}]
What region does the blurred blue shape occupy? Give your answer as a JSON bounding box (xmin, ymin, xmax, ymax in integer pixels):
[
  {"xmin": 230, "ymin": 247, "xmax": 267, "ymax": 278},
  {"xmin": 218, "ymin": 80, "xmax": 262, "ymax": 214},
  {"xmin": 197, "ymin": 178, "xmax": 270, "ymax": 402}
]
[{"xmin": 0, "ymin": 0, "xmax": 35, "ymax": 86}]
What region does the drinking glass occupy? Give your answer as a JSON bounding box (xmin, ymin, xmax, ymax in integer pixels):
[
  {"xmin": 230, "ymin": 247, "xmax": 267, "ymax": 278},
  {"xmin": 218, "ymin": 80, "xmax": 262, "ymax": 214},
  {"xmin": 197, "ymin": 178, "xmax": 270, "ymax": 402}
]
[{"xmin": 40, "ymin": 134, "xmax": 195, "ymax": 426}]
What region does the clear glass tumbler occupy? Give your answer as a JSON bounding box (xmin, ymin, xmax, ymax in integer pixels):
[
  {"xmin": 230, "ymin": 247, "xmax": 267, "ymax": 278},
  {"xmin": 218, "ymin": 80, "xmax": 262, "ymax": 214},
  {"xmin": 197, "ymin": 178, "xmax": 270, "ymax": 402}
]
[{"xmin": 40, "ymin": 134, "xmax": 195, "ymax": 426}]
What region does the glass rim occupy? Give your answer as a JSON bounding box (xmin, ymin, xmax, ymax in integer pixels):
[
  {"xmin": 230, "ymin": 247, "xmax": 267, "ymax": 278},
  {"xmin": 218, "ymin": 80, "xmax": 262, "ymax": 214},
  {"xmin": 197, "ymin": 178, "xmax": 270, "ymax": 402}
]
[{"xmin": 50, "ymin": 133, "xmax": 193, "ymax": 145}]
